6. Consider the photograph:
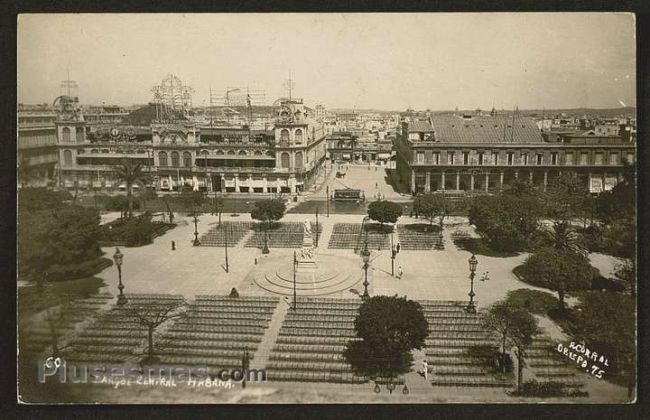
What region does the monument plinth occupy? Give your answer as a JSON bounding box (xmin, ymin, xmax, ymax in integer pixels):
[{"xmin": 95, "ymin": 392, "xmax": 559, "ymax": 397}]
[{"xmin": 296, "ymin": 219, "xmax": 318, "ymax": 274}]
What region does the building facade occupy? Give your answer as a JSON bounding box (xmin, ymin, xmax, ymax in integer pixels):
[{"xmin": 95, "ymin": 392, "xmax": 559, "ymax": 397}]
[
  {"xmin": 18, "ymin": 110, "xmax": 59, "ymax": 187},
  {"xmin": 55, "ymin": 99, "xmax": 327, "ymax": 194},
  {"xmin": 394, "ymin": 112, "xmax": 636, "ymax": 195}
]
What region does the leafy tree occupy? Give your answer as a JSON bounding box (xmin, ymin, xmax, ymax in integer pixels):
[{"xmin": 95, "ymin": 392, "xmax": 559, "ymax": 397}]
[
  {"xmin": 413, "ymin": 193, "xmax": 452, "ymax": 227},
  {"xmin": 541, "ymin": 173, "xmax": 588, "ymax": 255},
  {"xmin": 596, "ymin": 161, "xmax": 635, "ymax": 227},
  {"xmin": 504, "ymin": 178, "xmax": 536, "ymax": 197},
  {"xmin": 344, "ymin": 295, "xmax": 428, "ymax": 378},
  {"xmin": 18, "ymin": 205, "xmax": 102, "ymax": 281},
  {"xmin": 18, "ymin": 188, "xmax": 72, "ymax": 212},
  {"xmin": 571, "ymin": 292, "xmax": 635, "ymax": 390},
  {"xmin": 112, "ymin": 160, "xmax": 150, "ymax": 218},
  {"xmin": 251, "ymin": 198, "xmax": 287, "ymax": 229},
  {"xmin": 123, "ymin": 299, "xmax": 185, "ymax": 364},
  {"xmin": 367, "ymin": 200, "xmax": 402, "ymax": 229},
  {"xmin": 179, "ymin": 190, "xmax": 206, "ymax": 213},
  {"xmin": 469, "ymin": 194, "xmax": 541, "ymax": 252},
  {"xmin": 519, "ymin": 247, "xmax": 594, "ymax": 310},
  {"xmin": 505, "ymin": 289, "xmax": 559, "ymax": 316},
  {"xmin": 507, "ymin": 307, "xmax": 541, "ymax": 393},
  {"xmin": 480, "ymin": 300, "xmax": 525, "ymax": 373},
  {"xmin": 104, "ymin": 195, "xmax": 140, "ymax": 219}
]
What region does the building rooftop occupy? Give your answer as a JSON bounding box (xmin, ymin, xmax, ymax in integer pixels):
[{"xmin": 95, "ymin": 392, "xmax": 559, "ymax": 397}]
[
  {"xmin": 407, "ymin": 120, "xmax": 435, "ymax": 133},
  {"xmin": 429, "ymin": 113, "xmax": 544, "ymax": 144}
]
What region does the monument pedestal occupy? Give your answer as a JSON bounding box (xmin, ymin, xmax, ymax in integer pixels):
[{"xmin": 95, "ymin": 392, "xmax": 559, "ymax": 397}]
[{"xmin": 296, "ymin": 258, "xmax": 318, "ymax": 274}]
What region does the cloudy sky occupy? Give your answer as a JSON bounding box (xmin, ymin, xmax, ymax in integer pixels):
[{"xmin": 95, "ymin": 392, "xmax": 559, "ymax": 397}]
[{"xmin": 18, "ymin": 13, "xmax": 636, "ymax": 111}]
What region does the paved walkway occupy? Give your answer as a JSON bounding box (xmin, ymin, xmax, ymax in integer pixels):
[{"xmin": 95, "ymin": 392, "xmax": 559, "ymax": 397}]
[{"xmin": 249, "ymin": 301, "xmax": 288, "ymax": 371}]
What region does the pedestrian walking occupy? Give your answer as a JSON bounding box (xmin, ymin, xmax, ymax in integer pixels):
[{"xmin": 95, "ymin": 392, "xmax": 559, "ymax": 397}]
[
  {"xmin": 171, "ymin": 240, "xmax": 176, "ymax": 251},
  {"xmin": 396, "ymin": 242, "xmax": 401, "ymax": 253},
  {"xmin": 423, "ymin": 360, "xmax": 429, "ymax": 380},
  {"xmin": 397, "ymin": 265, "xmax": 403, "ymax": 279}
]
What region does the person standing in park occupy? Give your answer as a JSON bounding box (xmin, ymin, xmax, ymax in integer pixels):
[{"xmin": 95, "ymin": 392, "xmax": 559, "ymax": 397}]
[
  {"xmin": 397, "ymin": 265, "xmax": 403, "ymax": 279},
  {"xmin": 423, "ymin": 360, "xmax": 429, "ymax": 380}
]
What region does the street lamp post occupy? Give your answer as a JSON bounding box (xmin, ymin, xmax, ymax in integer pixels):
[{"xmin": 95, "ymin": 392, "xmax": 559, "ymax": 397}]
[
  {"xmin": 315, "ymin": 209, "xmax": 319, "ymax": 247},
  {"xmin": 293, "ymin": 251, "xmax": 298, "ymax": 310},
  {"xmin": 466, "ymin": 254, "xmax": 478, "ymax": 313},
  {"xmin": 326, "ymin": 185, "xmax": 330, "ymax": 217},
  {"xmin": 224, "ymin": 224, "xmax": 230, "ymax": 273},
  {"xmin": 113, "ymin": 248, "xmax": 127, "ymax": 305},
  {"xmin": 192, "ymin": 212, "xmax": 201, "ymax": 246},
  {"xmin": 361, "ymin": 231, "xmax": 371, "ymax": 299}
]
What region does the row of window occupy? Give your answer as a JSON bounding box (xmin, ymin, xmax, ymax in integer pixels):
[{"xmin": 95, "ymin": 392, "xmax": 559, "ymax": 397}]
[
  {"xmin": 279, "ymin": 128, "xmax": 304, "ymax": 143},
  {"xmin": 414, "ymin": 150, "xmax": 633, "ymax": 166}
]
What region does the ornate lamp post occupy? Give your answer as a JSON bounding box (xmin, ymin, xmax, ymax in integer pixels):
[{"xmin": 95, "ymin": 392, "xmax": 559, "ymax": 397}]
[
  {"xmin": 192, "ymin": 212, "xmax": 201, "ymax": 246},
  {"xmin": 293, "ymin": 250, "xmax": 298, "ymax": 310},
  {"xmin": 361, "ymin": 236, "xmax": 371, "ymax": 299},
  {"xmin": 315, "ymin": 209, "xmax": 319, "ymax": 247},
  {"xmin": 466, "ymin": 254, "xmax": 478, "ymax": 313},
  {"xmin": 113, "ymin": 248, "xmax": 127, "ymax": 305}
]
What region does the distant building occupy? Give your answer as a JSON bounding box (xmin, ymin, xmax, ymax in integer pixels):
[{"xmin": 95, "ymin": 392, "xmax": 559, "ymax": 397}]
[
  {"xmin": 18, "ymin": 110, "xmax": 59, "ymax": 187},
  {"xmin": 394, "ymin": 111, "xmax": 635, "ymax": 194},
  {"xmin": 314, "ymin": 105, "xmax": 326, "ymax": 122}
]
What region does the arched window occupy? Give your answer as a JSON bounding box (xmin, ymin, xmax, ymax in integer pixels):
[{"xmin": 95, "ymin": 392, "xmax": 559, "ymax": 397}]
[
  {"xmin": 227, "ymin": 150, "xmax": 236, "ymax": 155},
  {"xmin": 183, "ymin": 151, "xmax": 192, "ymax": 167},
  {"xmin": 63, "ymin": 150, "xmax": 72, "ymax": 166},
  {"xmin": 216, "ymin": 150, "xmax": 225, "ymax": 155},
  {"xmin": 254, "ymin": 150, "xmax": 263, "ymax": 156},
  {"xmin": 91, "ymin": 149, "xmax": 99, "ymax": 154},
  {"xmin": 238, "ymin": 150, "xmax": 247, "ymax": 156},
  {"xmin": 171, "ymin": 151, "xmax": 180, "ymax": 167},
  {"xmin": 281, "ymin": 152, "xmax": 290, "ymax": 168},
  {"xmin": 295, "ymin": 151, "xmax": 303, "ymax": 169},
  {"xmin": 158, "ymin": 151, "xmax": 168, "ymax": 167},
  {"xmin": 295, "ymin": 129, "xmax": 303, "ymax": 143},
  {"xmin": 280, "ymin": 129, "xmax": 290, "ymax": 143},
  {"xmin": 76, "ymin": 127, "xmax": 85, "ymax": 142},
  {"xmin": 61, "ymin": 127, "xmax": 71, "ymax": 142}
]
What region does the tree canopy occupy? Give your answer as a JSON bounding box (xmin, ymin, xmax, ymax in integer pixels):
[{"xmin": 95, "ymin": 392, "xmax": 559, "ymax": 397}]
[
  {"xmin": 506, "ymin": 306, "xmax": 541, "ymax": 392},
  {"xmin": 468, "ymin": 194, "xmax": 541, "ymax": 252},
  {"xmin": 571, "ymin": 292, "xmax": 635, "ymax": 374},
  {"xmin": 413, "ymin": 193, "xmax": 453, "ymax": 226},
  {"xmin": 519, "ymin": 246, "xmax": 594, "ymax": 309},
  {"xmin": 250, "ymin": 199, "xmax": 287, "ymax": 227},
  {"xmin": 18, "ymin": 204, "xmax": 102, "ymax": 280},
  {"xmin": 18, "ymin": 188, "xmax": 72, "ymax": 212},
  {"xmin": 367, "ymin": 200, "xmax": 402, "ymax": 228},
  {"xmin": 344, "ymin": 295, "xmax": 428, "ymax": 378}
]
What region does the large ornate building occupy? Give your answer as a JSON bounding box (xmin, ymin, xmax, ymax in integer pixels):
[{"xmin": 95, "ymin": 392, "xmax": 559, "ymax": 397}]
[
  {"xmin": 55, "ymin": 98, "xmax": 327, "ymax": 194},
  {"xmin": 394, "ymin": 110, "xmax": 636, "ymax": 194}
]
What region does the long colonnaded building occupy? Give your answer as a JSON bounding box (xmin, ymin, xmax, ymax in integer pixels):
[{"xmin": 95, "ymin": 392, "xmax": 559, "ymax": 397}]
[{"xmin": 393, "ymin": 110, "xmax": 636, "ymax": 194}]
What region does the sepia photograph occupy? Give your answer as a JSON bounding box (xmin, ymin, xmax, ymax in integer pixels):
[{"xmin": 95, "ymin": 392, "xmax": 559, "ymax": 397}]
[{"xmin": 16, "ymin": 13, "xmax": 637, "ymax": 404}]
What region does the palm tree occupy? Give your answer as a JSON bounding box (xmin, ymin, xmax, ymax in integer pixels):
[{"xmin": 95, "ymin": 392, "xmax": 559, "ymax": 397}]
[{"xmin": 113, "ymin": 160, "xmax": 149, "ymax": 218}]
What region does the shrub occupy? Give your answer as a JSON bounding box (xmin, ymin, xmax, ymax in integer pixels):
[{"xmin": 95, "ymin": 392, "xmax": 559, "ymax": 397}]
[
  {"xmin": 46, "ymin": 257, "xmax": 113, "ymax": 282},
  {"xmin": 505, "ymin": 289, "xmax": 559, "ymax": 315},
  {"xmin": 517, "ymin": 247, "xmax": 594, "ymax": 310},
  {"xmin": 100, "ymin": 213, "xmax": 170, "ymax": 246}
]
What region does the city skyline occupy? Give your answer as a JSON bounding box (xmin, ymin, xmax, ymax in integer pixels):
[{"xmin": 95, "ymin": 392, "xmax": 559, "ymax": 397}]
[{"xmin": 18, "ymin": 13, "xmax": 636, "ymax": 111}]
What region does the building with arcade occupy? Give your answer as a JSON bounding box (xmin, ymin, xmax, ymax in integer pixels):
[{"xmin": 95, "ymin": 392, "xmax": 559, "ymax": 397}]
[{"xmin": 393, "ymin": 110, "xmax": 636, "ymax": 195}]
